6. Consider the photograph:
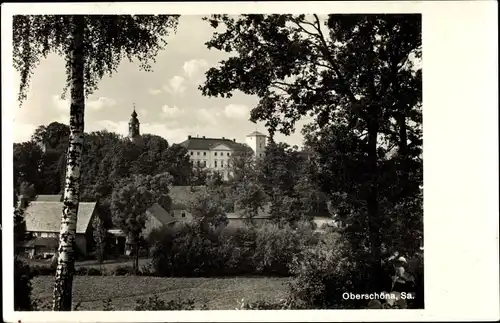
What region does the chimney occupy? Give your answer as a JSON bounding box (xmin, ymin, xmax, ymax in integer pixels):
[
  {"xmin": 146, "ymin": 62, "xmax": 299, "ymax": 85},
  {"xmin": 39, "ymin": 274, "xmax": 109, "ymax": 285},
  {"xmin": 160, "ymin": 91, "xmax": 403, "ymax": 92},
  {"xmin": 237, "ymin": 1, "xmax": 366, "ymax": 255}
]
[
  {"xmin": 202, "ymin": 136, "xmax": 205, "ymax": 139},
  {"xmin": 233, "ymin": 138, "xmax": 236, "ymax": 142},
  {"xmin": 222, "ymin": 137, "xmax": 225, "ymax": 140},
  {"xmin": 188, "ymin": 135, "xmax": 191, "ymax": 139}
]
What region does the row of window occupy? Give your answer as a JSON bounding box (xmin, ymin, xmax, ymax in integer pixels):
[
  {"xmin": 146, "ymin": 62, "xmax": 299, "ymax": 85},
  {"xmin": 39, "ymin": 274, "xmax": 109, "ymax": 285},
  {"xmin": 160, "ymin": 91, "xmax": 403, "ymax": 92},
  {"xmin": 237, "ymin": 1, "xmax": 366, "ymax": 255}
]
[
  {"xmin": 196, "ymin": 160, "xmax": 227, "ymax": 168},
  {"xmin": 190, "ymin": 151, "xmax": 231, "ymax": 157}
]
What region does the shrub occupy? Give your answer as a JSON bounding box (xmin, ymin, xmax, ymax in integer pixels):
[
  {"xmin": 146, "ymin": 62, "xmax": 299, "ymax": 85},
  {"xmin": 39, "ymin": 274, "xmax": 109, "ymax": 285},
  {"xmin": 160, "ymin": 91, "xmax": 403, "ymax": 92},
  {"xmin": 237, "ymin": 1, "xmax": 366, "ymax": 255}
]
[
  {"xmin": 287, "ymin": 233, "xmax": 372, "ymax": 309},
  {"xmin": 103, "ymin": 298, "xmax": 114, "ymax": 311},
  {"xmin": 134, "ymin": 295, "xmax": 197, "ymax": 310},
  {"xmin": 253, "ymin": 224, "xmax": 308, "ymax": 276},
  {"xmin": 149, "ymin": 221, "xmax": 315, "ymax": 277},
  {"xmin": 236, "ymin": 298, "xmax": 297, "ymax": 310}
]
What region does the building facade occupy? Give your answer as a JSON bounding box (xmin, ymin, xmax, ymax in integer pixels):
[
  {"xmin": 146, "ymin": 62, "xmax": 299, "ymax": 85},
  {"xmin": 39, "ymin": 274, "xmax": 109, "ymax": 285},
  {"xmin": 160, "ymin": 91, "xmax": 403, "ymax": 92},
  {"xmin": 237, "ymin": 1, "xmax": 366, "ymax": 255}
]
[
  {"xmin": 179, "ymin": 135, "xmax": 250, "ymax": 180},
  {"xmin": 245, "ymin": 131, "xmax": 268, "ymax": 159}
]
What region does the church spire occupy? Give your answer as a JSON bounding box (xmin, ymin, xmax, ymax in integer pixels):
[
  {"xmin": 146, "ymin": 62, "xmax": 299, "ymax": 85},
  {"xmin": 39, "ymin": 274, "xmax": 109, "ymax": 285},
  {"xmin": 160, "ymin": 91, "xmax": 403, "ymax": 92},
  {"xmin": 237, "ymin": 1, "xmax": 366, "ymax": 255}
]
[{"xmin": 128, "ymin": 103, "xmax": 140, "ymax": 139}]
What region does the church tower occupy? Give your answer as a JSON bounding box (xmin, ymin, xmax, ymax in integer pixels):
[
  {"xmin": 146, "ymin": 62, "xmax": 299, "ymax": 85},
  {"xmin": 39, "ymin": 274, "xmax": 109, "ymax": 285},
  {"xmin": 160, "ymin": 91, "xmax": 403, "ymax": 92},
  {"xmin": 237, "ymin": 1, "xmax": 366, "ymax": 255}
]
[{"xmin": 128, "ymin": 104, "xmax": 143, "ymax": 145}]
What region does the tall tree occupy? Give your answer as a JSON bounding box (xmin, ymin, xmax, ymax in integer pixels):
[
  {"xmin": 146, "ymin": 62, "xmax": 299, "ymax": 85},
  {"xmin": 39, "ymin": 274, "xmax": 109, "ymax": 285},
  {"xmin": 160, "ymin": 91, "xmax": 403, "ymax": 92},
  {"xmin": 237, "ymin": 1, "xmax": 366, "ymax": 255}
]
[
  {"xmin": 188, "ymin": 191, "xmax": 228, "ymax": 233},
  {"xmin": 91, "ymin": 216, "xmax": 107, "ymax": 263},
  {"xmin": 13, "ymin": 141, "xmax": 44, "ymax": 192},
  {"xmin": 111, "ymin": 172, "xmax": 173, "ymax": 272},
  {"xmin": 32, "ymin": 122, "xmax": 70, "ymax": 151},
  {"xmin": 227, "ymin": 145, "xmax": 256, "ymax": 184},
  {"xmin": 162, "ymin": 144, "xmax": 193, "ymax": 185},
  {"xmin": 200, "ymin": 14, "xmax": 422, "ymax": 293},
  {"xmin": 13, "ymin": 14, "xmax": 179, "ymax": 311}
]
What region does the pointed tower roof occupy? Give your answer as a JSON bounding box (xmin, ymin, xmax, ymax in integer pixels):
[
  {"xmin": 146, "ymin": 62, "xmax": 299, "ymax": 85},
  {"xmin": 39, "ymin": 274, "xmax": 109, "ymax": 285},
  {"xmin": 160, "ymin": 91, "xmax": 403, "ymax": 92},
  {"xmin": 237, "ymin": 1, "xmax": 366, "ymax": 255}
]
[
  {"xmin": 246, "ymin": 131, "xmax": 266, "ymax": 137},
  {"xmin": 131, "ymin": 103, "xmax": 138, "ymax": 118}
]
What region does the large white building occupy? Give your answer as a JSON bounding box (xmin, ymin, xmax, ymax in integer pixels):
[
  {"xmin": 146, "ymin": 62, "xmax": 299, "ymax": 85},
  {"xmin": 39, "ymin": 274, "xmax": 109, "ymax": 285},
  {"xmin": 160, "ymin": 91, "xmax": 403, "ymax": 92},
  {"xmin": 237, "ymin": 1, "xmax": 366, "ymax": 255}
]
[{"xmin": 179, "ymin": 131, "xmax": 267, "ymax": 180}]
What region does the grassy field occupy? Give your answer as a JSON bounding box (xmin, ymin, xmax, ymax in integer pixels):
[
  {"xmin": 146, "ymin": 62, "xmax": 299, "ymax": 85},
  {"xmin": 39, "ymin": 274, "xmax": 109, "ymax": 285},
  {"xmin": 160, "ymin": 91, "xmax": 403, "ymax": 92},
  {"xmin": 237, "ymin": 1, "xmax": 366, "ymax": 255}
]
[{"xmin": 31, "ymin": 276, "xmax": 290, "ymax": 310}]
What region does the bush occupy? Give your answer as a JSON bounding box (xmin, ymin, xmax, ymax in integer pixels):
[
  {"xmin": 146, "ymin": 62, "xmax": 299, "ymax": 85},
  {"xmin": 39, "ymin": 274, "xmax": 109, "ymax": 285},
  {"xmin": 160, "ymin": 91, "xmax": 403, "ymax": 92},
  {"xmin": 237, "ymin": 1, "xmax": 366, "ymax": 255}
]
[
  {"xmin": 148, "ymin": 222, "xmax": 317, "ymax": 277},
  {"xmin": 253, "ymin": 224, "xmax": 309, "ymax": 276},
  {"xmin": 236, "ymin": 298, "xmax": 296, "ymax": 310},
  {"xmin": 103, "ymin": 298, "xmax": 114, "ymax": 311},
  {"xmin": 134, "ymin": 295, "xmax": 197, "ymax": 310},
  {"xmin": 287, "ymin": 233, "xmax": 372, "ymax": 309}
]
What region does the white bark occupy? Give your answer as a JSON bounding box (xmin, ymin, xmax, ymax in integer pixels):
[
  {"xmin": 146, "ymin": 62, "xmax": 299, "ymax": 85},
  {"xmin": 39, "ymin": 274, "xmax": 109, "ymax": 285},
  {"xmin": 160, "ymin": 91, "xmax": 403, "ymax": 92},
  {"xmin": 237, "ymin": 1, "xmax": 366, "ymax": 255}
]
[{"xmin": 52, "ymin": 15, "xmax": 85, "ymax": 311}]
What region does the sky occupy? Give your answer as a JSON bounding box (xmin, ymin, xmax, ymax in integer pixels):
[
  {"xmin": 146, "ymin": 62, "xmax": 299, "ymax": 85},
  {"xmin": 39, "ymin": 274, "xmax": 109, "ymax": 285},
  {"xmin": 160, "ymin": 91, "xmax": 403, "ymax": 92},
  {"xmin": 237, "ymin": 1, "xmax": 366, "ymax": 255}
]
[{"xmin": 11, "ymin": 15, "xmax": 310, "ymax": 147}]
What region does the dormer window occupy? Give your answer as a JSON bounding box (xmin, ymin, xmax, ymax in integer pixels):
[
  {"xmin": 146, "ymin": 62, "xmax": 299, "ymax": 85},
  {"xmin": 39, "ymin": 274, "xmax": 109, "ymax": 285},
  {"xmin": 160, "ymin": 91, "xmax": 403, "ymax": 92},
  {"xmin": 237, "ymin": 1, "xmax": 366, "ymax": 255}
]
[{"xmin": 215, "ymin": 152, "xmax": 218, "ymax": 156}]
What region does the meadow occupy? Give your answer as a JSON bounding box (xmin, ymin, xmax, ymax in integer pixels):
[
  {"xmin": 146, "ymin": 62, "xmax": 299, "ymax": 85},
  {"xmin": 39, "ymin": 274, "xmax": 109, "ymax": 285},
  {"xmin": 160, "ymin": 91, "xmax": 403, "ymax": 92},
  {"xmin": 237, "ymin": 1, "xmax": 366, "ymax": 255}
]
[{"xmin": 31, "ymin": 276, "xmax": 290, "ymax": 310}]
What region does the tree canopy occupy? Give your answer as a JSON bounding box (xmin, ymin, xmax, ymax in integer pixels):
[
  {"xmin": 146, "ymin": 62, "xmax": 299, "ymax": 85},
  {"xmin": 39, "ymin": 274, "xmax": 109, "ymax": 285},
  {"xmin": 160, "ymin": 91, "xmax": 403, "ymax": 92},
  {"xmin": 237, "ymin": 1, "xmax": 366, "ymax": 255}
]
[
  {"xmin": 13, "ymin": 15, "xmax": 179, "ymax": 106},
  {"xmin": 201, "ymin": 14, "xmax": 422, "ymax": 292}
]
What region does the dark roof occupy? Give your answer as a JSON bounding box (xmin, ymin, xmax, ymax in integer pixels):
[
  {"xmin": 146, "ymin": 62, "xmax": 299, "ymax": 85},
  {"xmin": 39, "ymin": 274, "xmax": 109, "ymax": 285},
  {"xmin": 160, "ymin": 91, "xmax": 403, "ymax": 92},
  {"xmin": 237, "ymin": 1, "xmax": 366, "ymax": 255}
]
[
  {"xmin": 246, "ymin": 131, "xmax": 267, "ymax": 137},
  {"xmin": 22, "ymin": 237, "xmax": 59, "ymax": 249},
  {"xmin": 179, "ymin": 137, "xmax": 248, "ymax": 151},
  {"xmin": 35, "ymin": 195, "xmax": 63, "ymax": 202},
  {"xmin": 24, "ymin": 202, "xmax": 97, "ymax": 233},
  {"xmin": 146, "ymin": 203, "xmax": 176, "ymax": 225}
]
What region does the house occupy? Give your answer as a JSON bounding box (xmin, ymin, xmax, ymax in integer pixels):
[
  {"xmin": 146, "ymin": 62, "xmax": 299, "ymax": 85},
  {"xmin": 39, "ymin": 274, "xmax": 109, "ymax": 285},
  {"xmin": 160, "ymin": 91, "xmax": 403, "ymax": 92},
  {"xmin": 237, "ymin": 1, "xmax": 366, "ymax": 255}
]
[
  {"xmin": 179, "ymin": 135, "xmax": 251, "ymax": 180},
  {"xmin": 21, "ymin": 198, "xmax": 98, "ymax": 258},
  {"xmin": 22, "ymin": 237, "xmax": 59, "ymax": 259},
  {"xmin": 107, "ymin": 202, "xmax": 180, "ymax": 255}
]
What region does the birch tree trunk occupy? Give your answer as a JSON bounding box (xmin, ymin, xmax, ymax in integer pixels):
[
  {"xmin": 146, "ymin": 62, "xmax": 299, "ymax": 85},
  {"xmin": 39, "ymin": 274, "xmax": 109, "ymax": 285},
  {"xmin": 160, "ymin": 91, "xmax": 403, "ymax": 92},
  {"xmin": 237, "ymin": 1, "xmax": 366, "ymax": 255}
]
[{"xmin": 53, "ymin": 15, "xmax": 86, "ymax": 311}]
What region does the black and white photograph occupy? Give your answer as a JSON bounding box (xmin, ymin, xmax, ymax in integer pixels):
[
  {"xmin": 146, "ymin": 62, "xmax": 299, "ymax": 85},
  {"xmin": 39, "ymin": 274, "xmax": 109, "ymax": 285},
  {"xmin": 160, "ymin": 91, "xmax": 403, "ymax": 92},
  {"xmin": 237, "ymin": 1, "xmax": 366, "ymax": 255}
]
[{"xmin": 2, "ymin": 2, "xmax": 498, "ymax": 322}]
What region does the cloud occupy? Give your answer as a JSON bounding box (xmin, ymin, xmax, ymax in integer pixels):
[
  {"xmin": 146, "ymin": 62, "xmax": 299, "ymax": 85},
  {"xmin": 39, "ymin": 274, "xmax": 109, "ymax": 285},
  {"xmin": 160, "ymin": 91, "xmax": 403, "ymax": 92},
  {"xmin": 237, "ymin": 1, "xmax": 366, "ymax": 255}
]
[
  {"xmin": 148, "ymin": 88, "xmax": 162, "ymax": 95},
  {"xmin": 224, "ymin": 104, "xmax": 250, "ymax": 119},
  {"xmin": 87, "ymin": 97, "xmax": 116, "ymax": 111},
  {"xmin": 13, "ymin": 123, "xmax": 37, "ymax": 143},
  {"xmin": 52, "ymin": 95, "xmax": 69, "ymax": 111},
  {"xmin": 57, "ymin": 115, "xmax": 69, "ymax": 125},
  {"xmin": 183, "ymin": 59, "xmax": 208, "ymax": 79},
  {"xmin": 162, "ymin": 76, "xmax": 187, "ymax": 95},
  {"xmin": 52, "ymin": 95, "xmax": 116, "ymax": 111},
  {"xmin": 138, "ymin": 108, "xmax": 148, "ymax": 116},
  {"xmin": 90, "ymin": 120, "xmax": 186, "ymax": 145},
  {"xmin": 196, "ymin": 108, "xmax": 218, "ymax": 126},
  {"xmin": 161, "ymin": 104, "xmax": 184, "ymax": 118},
  {"xmin": 92, "ymin": 120, "xmax": 129, "ymax": 136}
]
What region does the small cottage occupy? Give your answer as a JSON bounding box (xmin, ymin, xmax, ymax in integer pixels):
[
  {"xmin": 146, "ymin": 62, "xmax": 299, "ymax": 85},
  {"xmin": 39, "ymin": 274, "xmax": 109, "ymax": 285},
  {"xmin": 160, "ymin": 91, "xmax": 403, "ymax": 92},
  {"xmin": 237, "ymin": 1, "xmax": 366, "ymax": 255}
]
[{"xmin": 21, "ymin": 198, "xmax": 98, "ymax": 258}]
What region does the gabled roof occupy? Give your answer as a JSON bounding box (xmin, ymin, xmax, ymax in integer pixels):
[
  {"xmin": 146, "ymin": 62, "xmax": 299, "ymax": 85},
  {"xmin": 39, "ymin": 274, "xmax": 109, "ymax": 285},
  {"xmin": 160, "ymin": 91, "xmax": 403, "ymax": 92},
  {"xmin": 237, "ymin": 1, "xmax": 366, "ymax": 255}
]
[
  {"xmin": 24, "ymin": 202, "xmax": 97, "ymax": 234},
  {"xmin": 35, "ymin": 195, "xmax": 63, "ymax": 202},
  {"xmin": 246, "ymin": 131, "xmax": 267, "ymax": 137},
  {"xmin": 22, "ymin": 237, "xmax": 59, "ymax": 249},
  {"xmin": 179, "ymin": 137, "xmax": 248, "ymax": 151},
  {"xmin": 146, "ymin": 203, "xmax": 176, "ymax": 225}
]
